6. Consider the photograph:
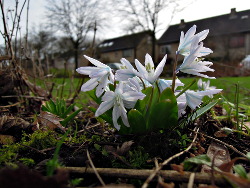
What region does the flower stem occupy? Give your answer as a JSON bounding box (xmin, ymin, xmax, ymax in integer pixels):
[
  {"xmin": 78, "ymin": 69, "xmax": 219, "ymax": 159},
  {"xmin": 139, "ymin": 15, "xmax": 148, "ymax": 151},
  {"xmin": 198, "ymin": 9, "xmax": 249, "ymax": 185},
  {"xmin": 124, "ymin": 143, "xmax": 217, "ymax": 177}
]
[{"xmin": 171, "ymin": 53, "xmax": 179, "ymax": 92}]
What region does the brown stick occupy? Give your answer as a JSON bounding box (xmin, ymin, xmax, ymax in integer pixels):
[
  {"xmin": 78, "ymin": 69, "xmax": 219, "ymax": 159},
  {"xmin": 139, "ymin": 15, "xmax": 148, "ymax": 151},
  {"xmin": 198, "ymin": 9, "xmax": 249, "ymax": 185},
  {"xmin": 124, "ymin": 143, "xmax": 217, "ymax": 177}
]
[
  {"xmin": 142, "ymin": 128, "xmax": 199, "ymax": 188},
  {"xmin": 59, "ymin": 167, "xmax": 229, "ymax": 186}
]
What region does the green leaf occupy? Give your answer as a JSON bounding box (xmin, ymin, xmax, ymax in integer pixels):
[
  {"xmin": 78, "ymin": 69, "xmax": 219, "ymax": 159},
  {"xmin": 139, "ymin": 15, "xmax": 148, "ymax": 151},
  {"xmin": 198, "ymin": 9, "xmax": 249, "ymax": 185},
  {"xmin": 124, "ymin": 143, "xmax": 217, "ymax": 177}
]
[
  {"xmin": 134, "ymin": 86, "xmax": 152, "ymax": 113},
  {"xmin": 183, "ymin": 154, "xmax": 211, "ymax": 171},
  {"xmin": 176, "ymin": 79, "xmax": 196, "ymax": 98},
  {"xmin": 86, "ymin": 89, "xmax": 102, "ymax": 104},
  {"xmin": 233, "ymin": 165, "xmax": 248, "ymax": 179},
  {"xmin": 246, "ymin": 152, "xmax": 250, "ymax": 160},
  {"xmin": 127, "ymin": 109, "xmax": 146, "ymax": 134},
  {"xmin": 60, "ymin": 108, "xmax": 82, "ymax": 126},
  {"xmin": 159, "ymin": 87, "xmax": 175, "ymax": 102},
  {"xmin": 61, "ymin": 104, "xmax": 75, "ymax": 118},
  {"xmin": 46, "ymin": 99, "xmax": 56, "ymax": 114},
  {"xmin": 148, "ymin": 99, "xmax": 178, "ymax": 130},
  {"xmin": 41, "ymin": 105, "xmax": 50, "ymax": 112},
  {"xmin": 189, "ymin": 98, "xmax": 222, "ymax": 122}
]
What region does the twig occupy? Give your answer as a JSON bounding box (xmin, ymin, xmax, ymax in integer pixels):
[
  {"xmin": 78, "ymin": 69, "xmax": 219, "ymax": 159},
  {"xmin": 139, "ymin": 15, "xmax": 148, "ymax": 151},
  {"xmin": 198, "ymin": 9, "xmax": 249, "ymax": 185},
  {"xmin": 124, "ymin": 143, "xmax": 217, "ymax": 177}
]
[
  {"xmin": 20, "ymin": 144, "xmax": 46, "ymax": 155},
  {"xmin": 2, "ymin": 95, "xmax": 46, "ymax": 100},
  {"xmin": 142, "ymin": 128, "xmax": 199, "ymax": 188},
  {"xmin": 60, "ymin": 166, "xmax": 229, "ymax": 186},
  {"xmin": 86, "ymin": 149, "xmax": 106, "ymax": 186},
  {"xmin": 191, "ymin": 130, "xmax": 247, "ymax": 158},
  {"xmin": 187, "ymin": 173, "xmax": 195, "ymax": 188},
  {"xmin": 0, "ymin": 101, "xmax": 24, "ymax": 108}
]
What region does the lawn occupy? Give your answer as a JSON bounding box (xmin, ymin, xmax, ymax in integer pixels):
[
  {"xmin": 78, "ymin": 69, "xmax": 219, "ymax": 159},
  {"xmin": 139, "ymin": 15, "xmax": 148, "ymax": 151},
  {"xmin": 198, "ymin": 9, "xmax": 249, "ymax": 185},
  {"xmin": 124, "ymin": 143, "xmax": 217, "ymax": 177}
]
[
  {"xmin": 34, "ymin": 76, "xmax": 250, "ymax": 106},
  {"xmin": 178, "ymin": 76, "xmax": 250, "ymax": 105}
]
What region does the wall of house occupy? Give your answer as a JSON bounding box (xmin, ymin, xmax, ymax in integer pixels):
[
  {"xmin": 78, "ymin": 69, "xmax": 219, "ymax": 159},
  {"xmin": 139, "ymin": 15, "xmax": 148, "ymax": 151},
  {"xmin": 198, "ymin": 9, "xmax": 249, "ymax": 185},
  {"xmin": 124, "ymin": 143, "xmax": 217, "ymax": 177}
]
[
  {"xmin": 136, "ymin": 35, "xmax": 155, "ymax": 63},
  {"xmin": 246, "ymin": 33, "xmax": 250, "ymax": 55},
  {"xmin": 99, "ymin": 50, "xmax": 135, "ymax": 63}
]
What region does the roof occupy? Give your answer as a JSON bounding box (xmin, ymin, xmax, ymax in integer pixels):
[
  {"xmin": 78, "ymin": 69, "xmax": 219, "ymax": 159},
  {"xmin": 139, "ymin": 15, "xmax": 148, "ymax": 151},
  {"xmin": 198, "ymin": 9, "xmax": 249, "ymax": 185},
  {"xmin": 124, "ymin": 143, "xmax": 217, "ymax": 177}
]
[
  {"xmin": 158, "ymin": 9, "xmax": 250, "ymax": 45},
  {"xmin": 98, "ymin": 30, "xmax": 151, "ymax": 53}
]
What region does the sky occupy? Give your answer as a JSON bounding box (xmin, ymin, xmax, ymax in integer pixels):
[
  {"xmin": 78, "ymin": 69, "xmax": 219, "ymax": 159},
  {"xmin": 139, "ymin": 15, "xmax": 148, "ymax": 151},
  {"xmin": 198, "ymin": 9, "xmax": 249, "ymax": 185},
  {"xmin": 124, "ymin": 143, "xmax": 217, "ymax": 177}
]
[{"xmin": 1, "ymin": 0, "xmax": 250, "ymax": 43}]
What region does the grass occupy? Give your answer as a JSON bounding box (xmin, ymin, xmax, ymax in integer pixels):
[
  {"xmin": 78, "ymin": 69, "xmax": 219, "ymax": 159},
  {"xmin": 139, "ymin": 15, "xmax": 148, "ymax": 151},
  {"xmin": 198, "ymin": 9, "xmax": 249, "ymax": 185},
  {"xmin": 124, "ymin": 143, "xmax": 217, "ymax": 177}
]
[
  {"xmin": 33, "ymin": 76, "xmax": 250, "ymax": 106},
  {"xmin": 178, "ymin": 76, "xmax": 250, "ymax": 105},
  {"xmin": 32, "ymin": 77, "xmax": 90, "ymax": 107}
]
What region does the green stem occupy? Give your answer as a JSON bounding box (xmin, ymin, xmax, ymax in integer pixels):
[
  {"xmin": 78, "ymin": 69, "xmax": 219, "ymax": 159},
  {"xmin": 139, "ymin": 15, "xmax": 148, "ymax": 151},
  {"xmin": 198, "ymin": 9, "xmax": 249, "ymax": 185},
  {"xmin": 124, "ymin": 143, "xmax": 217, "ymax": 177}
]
[
  {"xmin": 171, "ymin": 53, "xmax": 179, "ymax": 92},
  {"xmin": 145, "ymin": 86, "xmax": 154, "ymax": 128},
  {"xmin": 235, "ymin": 82, "xmax": 241, "ymax": 138},
  {"xmin": 176, "ymin": 79, "xmax": 196, "ymax": 98},
  {"xmin": 139, "ymin": 77, "xmax": 146, "ymax": 90}
]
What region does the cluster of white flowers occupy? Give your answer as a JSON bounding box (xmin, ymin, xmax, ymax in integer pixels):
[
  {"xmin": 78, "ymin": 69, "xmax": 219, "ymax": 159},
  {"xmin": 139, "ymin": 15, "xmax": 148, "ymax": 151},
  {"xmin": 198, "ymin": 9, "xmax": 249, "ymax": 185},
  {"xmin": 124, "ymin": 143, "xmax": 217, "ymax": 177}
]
[{"xmin": 76, "ymin": 25, "xmax": 222, "ymax": 130}]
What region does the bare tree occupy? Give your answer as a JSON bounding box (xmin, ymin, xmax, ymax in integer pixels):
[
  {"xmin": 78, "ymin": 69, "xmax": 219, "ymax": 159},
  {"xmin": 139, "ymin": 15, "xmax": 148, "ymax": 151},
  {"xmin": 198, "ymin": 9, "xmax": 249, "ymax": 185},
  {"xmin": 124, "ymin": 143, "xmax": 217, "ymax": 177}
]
[
  {"xmin": 114, "ymin": 0, "xmax": 192, "ymax": 61},
  {"xmin": 45, "ymin": 0, "xmax": 104, "ymax": 70}
]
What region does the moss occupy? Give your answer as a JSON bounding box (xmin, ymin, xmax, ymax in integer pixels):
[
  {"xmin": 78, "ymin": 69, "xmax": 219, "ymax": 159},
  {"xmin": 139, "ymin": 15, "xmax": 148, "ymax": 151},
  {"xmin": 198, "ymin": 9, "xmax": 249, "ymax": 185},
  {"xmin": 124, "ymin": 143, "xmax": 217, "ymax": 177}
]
[{"xmin": 21, "ymin": 130, "xmax": 57, "ymax": 150}]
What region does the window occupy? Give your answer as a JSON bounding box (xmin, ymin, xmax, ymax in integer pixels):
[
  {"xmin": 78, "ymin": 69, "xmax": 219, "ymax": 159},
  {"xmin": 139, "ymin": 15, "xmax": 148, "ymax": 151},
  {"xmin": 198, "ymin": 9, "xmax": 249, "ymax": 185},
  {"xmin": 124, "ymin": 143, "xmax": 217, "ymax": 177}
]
[
  {"xmin": 160, "ymin": 45, "xmax": 171, "ymax": 54},
  {"xmin": 229, "ymin": 36, "xmax": 245, "ymax": 48},
  {"xmin": 122, "ymin": 49, "xmax": 133, "ymax": 57}
]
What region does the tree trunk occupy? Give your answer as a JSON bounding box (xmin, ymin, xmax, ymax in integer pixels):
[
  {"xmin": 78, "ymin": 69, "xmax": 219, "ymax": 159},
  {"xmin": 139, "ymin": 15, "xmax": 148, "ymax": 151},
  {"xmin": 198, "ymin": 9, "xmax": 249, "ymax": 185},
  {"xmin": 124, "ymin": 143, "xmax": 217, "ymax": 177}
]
[
  {"xmin": 74, "ymin": 41, "xmax": 79, "ymax": 71},
  {"xmin": 151, "ymin": 31, "xmax": 156, "ymax": 62}
]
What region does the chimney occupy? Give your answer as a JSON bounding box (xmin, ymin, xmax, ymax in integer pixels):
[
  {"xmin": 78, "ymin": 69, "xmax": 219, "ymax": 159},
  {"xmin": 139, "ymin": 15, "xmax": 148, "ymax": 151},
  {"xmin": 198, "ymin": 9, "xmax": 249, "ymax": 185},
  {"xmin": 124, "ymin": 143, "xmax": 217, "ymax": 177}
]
[
  {"xmin": 179, "ymin": 19, "xmax": 185, "ymax": 28},
  {"xmin": 229, "ymin": 8, "xmax": 237, "ymax": 19}
]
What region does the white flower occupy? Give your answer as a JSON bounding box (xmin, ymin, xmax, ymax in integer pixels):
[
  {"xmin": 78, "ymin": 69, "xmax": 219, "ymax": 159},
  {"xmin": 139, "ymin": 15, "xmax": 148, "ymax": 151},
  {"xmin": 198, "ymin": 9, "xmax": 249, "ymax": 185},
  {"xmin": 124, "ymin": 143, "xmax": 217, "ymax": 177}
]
[
  {"xmin": 185, "ymin": 89, "xmax": 222, "ymax": 110},
  {"xmin": 115, "ymin": 58, "xmax": 141, "ymax": 81},
  {"xmin": 76, "ymin": 55, "xmax": 114, "ymax": 97},
  {"xmin": 177, "ymin": 41, "xmax": 215, "ymax": 79},
  {"xmin": 95, "ymin": 82, "xmax": 146, "ymax": 130},
  {"xmin": 135, "ymin": 53, "xmax": 167, "ymax": 84},
  {"xmin": 197, "ymin": 79, "xmax": 216, "ymax": 98},
  {"xmin": 177, "ymin": 25, "xmax": 211, "ymax": 56},
  {"xmin": 176, "ymin": 93, "xmax": 187, "ymax": 117},
  {"xmin": 158, "ymin": 78, "xmax": 184, "ymax": 93}
]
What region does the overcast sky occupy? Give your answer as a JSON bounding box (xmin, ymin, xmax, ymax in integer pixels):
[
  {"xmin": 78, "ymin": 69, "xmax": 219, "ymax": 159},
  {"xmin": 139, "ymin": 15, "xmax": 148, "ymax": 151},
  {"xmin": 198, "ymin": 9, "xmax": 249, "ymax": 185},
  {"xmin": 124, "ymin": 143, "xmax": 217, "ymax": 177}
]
[{"xmin": 1, "ymin": 0, "xmax": 250, "ymax": 42}]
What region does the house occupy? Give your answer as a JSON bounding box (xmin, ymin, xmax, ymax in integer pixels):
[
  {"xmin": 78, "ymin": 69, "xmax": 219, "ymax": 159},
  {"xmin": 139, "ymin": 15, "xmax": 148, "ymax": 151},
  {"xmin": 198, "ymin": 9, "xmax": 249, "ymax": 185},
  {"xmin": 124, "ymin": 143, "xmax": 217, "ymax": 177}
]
[
  {"xmin": 158, "ymin": 8, "xmax": 250, "ymax": 76},
  {"xmin": 97, "ymin": 30, "xmax": 155, "ymax": 64}
]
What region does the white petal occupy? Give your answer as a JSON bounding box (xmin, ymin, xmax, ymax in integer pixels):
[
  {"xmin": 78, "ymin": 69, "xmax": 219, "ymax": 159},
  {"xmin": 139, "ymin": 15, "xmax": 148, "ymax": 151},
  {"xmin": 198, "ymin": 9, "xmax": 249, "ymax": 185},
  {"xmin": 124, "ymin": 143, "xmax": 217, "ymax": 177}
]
[
  {"xmin": 123, "ymin": 91, "xmax": 146, "ymax": 101},
  {"xmin": 84, "ymin": 55, "xmax": 107, "ymax": 68},
  {"xmin": 154, "ymin": 54, "xmax": 167, "ymax": 80},
  {"xmin": 115, "ymin": 69, "xmax": 136, "ymax": 81},
  {"xmin": 90, "ymin": 69, "xmax": 109, "ymax": 78},
  {"xmin": 112, "ymin": 105, "xmax": 121, "ymax": 130},
  {"xmin": 121, "ymin": 107, "xmax": 130, "ymax": 127},
  {"xmin": 128, "ymin": 78, "xmax": 141, "ymax": 92},
  {"xmin": 158, "ymin": 79, "xmax": 172, "ymax": 92},
  {"xmin": 109, "ymin": 70, "xmax": 115, "ymax": 84},
  {"xmin": 120, "ymin": 58, "xmax": 134, "ymax": 70},
  {"xmin": 102, "ymin": 91, "xmax": 115, "ymax": 101},
  {"xmin": 81, "ymin": 78, "xmax": 98, "ymax": 92},
  {"xmin": 145, "ymin": 53, "xmax": 155, "ymax": 69},
  {"xmin": 185, "ymin": 25, "xmax": 197, "ymax": 41},
  {"xmin": 197, "ymin": 47, "xmax": 213, "ymax": 57},
  {"xmin": 76, "ymin": 67, "xmax": 99, "ymax": 75},
  {"xmin": 135, "ymin": 59, "xmax": 147, "ymax": 76},
  {"xmin": 196, "ymin": 89, "xmax": 222, "ymax": 96},
  {"xmin": 96, "ymin": 75, "xmax": 109, "ymax": 97},
  {"xmin": 185, "ymin": 91, "xmax": 204, "ymax": 110},
  {"xmin": 95, "ymin": 100, "xmax": 114, "ymax": 117},
  {"xmin": 195, "ymin": 29, "xmax": 209, "ymax": 42},
  {"xmin": 124, "ymin": 100, "xmax": 136, "ymax": 109}
]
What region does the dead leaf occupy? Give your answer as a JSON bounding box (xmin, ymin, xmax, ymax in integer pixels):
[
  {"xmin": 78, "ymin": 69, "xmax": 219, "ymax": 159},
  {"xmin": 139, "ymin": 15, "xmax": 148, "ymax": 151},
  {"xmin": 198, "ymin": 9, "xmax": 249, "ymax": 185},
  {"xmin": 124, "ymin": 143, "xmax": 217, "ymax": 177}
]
[
  {"xmin": 220, "ymin": 171, "xmax": 250, "ymax": 188},
  {"xmin": 218, "ymin": 157, "xmax": 246, "ymax": 173},
  {"xmin": 201, "ymin": 142, "xmax": 231, "ymax": 173},
  {"xmin": 0, "ymin": 134, "xmax": 15, "ymax": 145},
  {"xmin": 199, "ymin": 185, "xmax": 218, "ymax": 188},
  {"xmin": 37, "ymin": 111, "xmax": 65, "ymax": 132},
  {"xmin": 0, "ymin": 115, "xmax": 30, "ymax": 133},
  {"xmin": 170, "ymin": 164, "xmax": 184, "ymax": 175},
  {"xmin": 116, "ymin": 141, "xmax": 134, "ymax": 156},
  {"xmin": 214, "ymin": 130, "xmax": 228, "ymax": 138},
  {"xmin": 157, "ymin": 178, "xmax": 175, "ymax": 188}
]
